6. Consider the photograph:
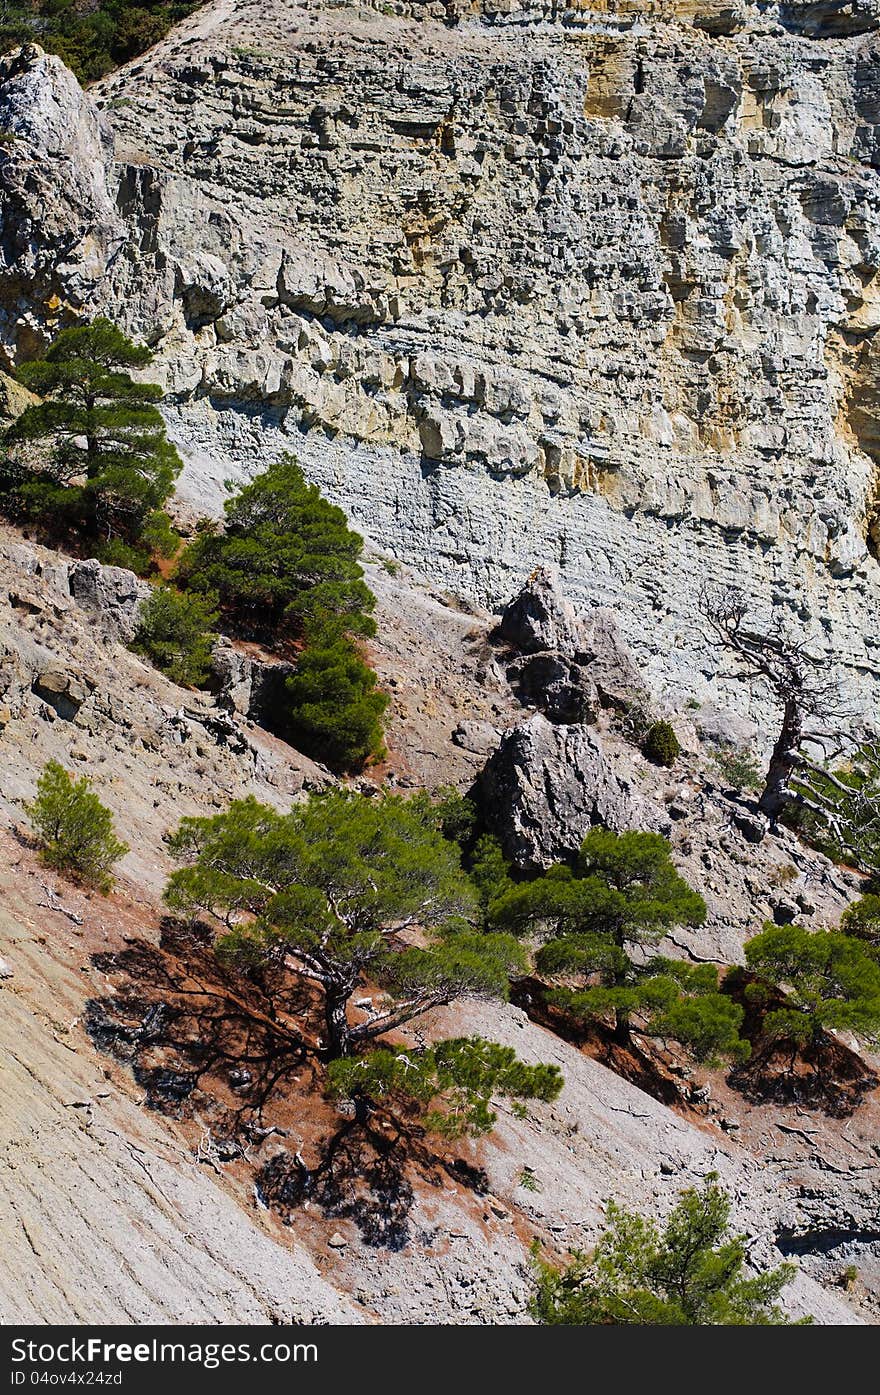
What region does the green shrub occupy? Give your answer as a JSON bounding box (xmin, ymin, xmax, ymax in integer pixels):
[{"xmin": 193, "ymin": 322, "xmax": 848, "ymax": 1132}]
[
  {"xmin": 642, "ymin": 720, "xmax": 681, "ymax": 767},
  {"xmin": 26, "ymin": 760, "xmax": 128, "ymax": 892},
  {"xmin": 0, "ymin": 2, "xmax": 200, "ymax": 84},
  {"xmin": 409, "ymin": 786, "xmax": 477, "ymax": 849},
  {"xmin": 95, "ymin": 538, "xmax": 152, "ymax": 574},
  {"xmin": 710, "ymin": 748, "xmax": 763, "ymax": 792},
  {"xmin": 138, "ymin": 509, "xmax": 181, "ymax": 560},
  {"xmin": 840, "ymin": 894, "xmax": 880, "ymax": 949},
  {"xmin": 132, "ymin": 586, "xmax": 218, "ymax": 687}
]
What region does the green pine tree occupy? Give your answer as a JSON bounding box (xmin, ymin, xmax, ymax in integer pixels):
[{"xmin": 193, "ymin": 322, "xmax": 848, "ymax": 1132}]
[
  {"xmin": 3, "ymin": 318, "xmax": 181, "ymax": 557},
  {"xmin": 164, "ymin": 789, "xmax": 526, "ymax": 1060},
  {"xmin": 490, "ymin": 828, "xmax": 745, "ymax": 1061},
  {"xmin": 281, "ymin": 623, "xmax": 388, "ymax": 771},
  {"xmin": 531, "ymin": 1174, "xmax": 806, "ymax": 1325},
  {"xmin": 25, "ymin": 760, "xmax": 128, "ymax": 893},
  {"xmin": 328, "ymin": 1037, "xmax": 562, "ymax": 1140},
  {"xmin": 176, "ymin": 455, "xmax": 375, "ymax": 641},
  {"xmin": 744, "ymin": 922, "xmax": 880, "ymax": 1047}
]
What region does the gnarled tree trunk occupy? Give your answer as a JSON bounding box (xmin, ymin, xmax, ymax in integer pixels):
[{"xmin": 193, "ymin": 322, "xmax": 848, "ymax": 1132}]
[
  {"xmin": 324, "ymin": 982, "xmax": 353, "ymax": 1058},
  {"xmin": 758, "ymin": 695, "xmax": 803, "ymax": 824}
]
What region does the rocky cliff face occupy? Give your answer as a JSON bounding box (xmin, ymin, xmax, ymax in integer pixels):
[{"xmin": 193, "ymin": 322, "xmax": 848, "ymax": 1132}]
[{"xmin": 4, "ymin": 2, "xmax": 880, "ymax": 730}]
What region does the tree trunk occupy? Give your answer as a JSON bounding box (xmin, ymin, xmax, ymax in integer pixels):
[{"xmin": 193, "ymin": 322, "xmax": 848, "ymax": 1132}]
[
  {"xmin": 85, "ymin": 398, "xmax": 99, "ymax": 478},
  {"xmin": 612, "ymin": 1011, "xmax": 631, "ymax": 1047},
  {"xmin": 758, "ymin": 695, "xmax": 803, "ymax": 824},
  {"xmin": 611, "ymin": 935, "xmax": 631, "ymax": 1047},
  {"xmin": 324, "ymin": 983, "xmax": 352, "ymax": 1059}
]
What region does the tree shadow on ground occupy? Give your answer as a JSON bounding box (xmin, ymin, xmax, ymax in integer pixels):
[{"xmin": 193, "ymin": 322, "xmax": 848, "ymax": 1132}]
[
  {"xmin": 257, "ymin": 1111, "xmax": 415, "ymax": 1250},
  {"xmin": 83, "ymin": 918, "xmax": 446, "ymax": 1246},
  {"xmin": 85, "ymin": 918, "xmax": 317, "ymax": 1131},
  {"xmin": 510, "ymin": 976, "xmax": 687, "ymax": 1108},
  {"xmin": 723, "ymin": 970, "xmax": 879, "ymax": 1118}
]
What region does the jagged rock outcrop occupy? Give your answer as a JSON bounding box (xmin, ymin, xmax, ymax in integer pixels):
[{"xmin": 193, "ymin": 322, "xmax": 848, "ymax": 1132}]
[
  {"xmin": 499, "ymin": 566, "xmax": 646, "ymax": 722},
  {"xmin": 479, "ymin": 711, "xmax": 658, "ymax": 867},
  {"xmin": 481, "ymin": 570, "xmax": 657, "ymax": 863},
  {"xmin": 499, "ymin": 566, "xmax": 590, "ymax": 657},
  {"xmin": 210, "ymin": 636, "xmax": 296, "ymax": 725},
  {"xmin": 67, "ymin": 559, "xmax": 151, "ymax": 644}
]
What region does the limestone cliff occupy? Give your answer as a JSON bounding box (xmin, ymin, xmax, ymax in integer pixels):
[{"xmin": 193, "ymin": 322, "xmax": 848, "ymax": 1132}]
[{"xmin": 4, "ymin": 3, "xmax": 880, "ymax": 732}]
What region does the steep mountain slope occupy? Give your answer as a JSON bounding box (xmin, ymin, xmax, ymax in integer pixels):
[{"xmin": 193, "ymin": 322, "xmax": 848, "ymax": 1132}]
[{"xmin": 0, "ymin": 529, "xmax": 876, "ymax": 1324}]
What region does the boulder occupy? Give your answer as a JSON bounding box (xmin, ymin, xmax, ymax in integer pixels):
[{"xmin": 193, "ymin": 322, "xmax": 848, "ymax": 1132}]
[
  {"xmin": 0, "ymin": 45, "xmax": 125, "ymax": 361},
  {"xmin": 478, "ymin": 712, "xmax": 654, "ymax": 869},
  {"xmin": 210, "ymin": 638, "xmax": 254, "ymax": 717},
  {"xmin": 210, "ymin": 639, "xmax": 295, "ymax": 726},
  {"xmin": 0, "ymin": 369, "xmax": 37, "ymax": 421},
  {"xmin": 451, "ymin": 719, "xmax": 500, "ymax": 756},
  {"xmin": 695, "ymin": 702, "xmax": 759, "ymax": 751},
  {"xmin": 33, "ymin": 667, "xmax": 90, "ymax": 719},
  {"xmin": 67, "ymin": 559, "xmax": 150, "ymax": 643}
]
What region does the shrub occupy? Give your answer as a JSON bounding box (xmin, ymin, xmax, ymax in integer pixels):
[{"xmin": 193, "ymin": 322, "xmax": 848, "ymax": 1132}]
[
  {"xmin": 0, "ymin": 2, "xmax": 200, "ymax": 84},
  {"xmin": 409, "ymin": 786, "xmax": 478, "ymax": 849},
  {"xmin": 642, "ymin": 720, "xmax": 681, "ymax": 767},
  {"xmin": 95, "ymin": 538, "xmax": 152, "ymax": 574},
  {"xmin": 132, "ymin": 587, "xmax": 218, "ymax": 687},
  {"xmin": 531, "ymin": 1174, "xmax": 805, "ymax": 1325},
  {"xmin": 840, "ymin": 894, "xmax": 880, "ymax": 950},
  {"xmin": 710, "ymin": 748, "xmax": 763, "ymax": 793},
  {"xmin": 25, "ymin": 760, "xmax": 128, "ymax": 892}
]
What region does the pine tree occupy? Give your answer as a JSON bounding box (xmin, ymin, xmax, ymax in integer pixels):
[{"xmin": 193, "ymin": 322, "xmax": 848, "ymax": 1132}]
[
  {"xmin": 531, "ymin": 1174, "xmax": 804, "ymax": 1325},
  {"xmin": 490, "ymin": 828, "xmax": 744, "ymax": 1060},
  {"xmin": 26, "ymin": 760, "xmax": 128, "ymax": 892},
  {"xmin": 281, "ymin": 622, "xmax": 388, "ymax": 771},
  {"xmin": 744, "ymin": 922, "xmax": 880, "ymax": 1047},
  {"xmin": 164, "ymin": 789, "xmax": 526, "ymax": 1059},
  {"xmin": 328, "ymin": 1037, "xmax": 562, "ymax": 1139},
  {"xmin": 176, "ymin": 455, "xmax": 375, "ymax": 641},
  {"xmin": 3, "ymin": 318, "xmax": 181, "ymax": 556}
]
